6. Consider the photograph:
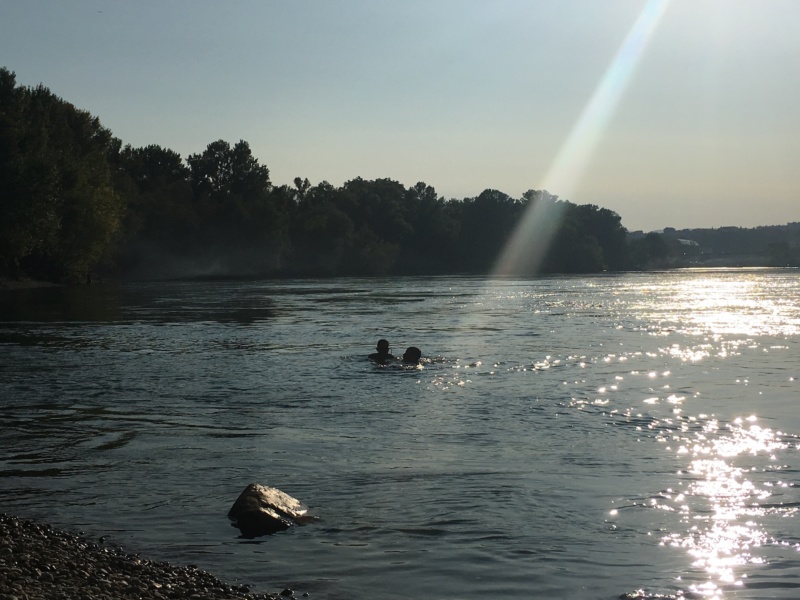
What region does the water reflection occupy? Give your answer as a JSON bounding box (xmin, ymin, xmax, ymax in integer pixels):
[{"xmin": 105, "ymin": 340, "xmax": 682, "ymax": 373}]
[
  {"xmin": 0, "ymin": 285, "xmax": 124, "ymax": 323},
  {"xmin": 0, "ymin": 281, "xmax": 279, "ymax": 326},
  {"xmin": 590, "ymin": 270, "xmax": 800, "ymax": 598},
  {"xmin": 2, "ymin": 271, "xmax": 799, "ymax": 600},
  {"xmin": 648, "ymin": 275, "xmax": 800, "ymax": 595},
  {"xmin": 631, "ymin": 271, "xmax": 800, "ymax": 337},
  {"xmin": 657, "ymin": 416, "xmax": 788, "ymax": 597}
]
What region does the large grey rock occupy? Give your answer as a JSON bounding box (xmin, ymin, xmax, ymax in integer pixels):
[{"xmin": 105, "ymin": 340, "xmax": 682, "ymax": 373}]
[{"xmin": 228, "ymin": 483, "xmax": 311, "ymax": 538}]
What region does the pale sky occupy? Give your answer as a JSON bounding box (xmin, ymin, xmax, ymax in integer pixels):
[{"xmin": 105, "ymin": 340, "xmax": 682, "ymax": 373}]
[{"xmin": 2, "ymin": 0, "xmax": 798, "ymax": 232}]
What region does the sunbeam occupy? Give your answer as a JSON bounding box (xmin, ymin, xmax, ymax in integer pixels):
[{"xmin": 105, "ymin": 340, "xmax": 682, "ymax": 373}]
[{"xmin": 492, "ymin": 0, "xmax": 671, "ymax": 276}]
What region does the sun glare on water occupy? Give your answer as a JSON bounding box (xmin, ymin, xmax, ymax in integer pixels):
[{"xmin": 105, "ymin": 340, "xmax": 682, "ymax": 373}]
[
  {"xmin": 638, "ymin": 273, "xmax": 800, "ymax": 337},
  {"xmin": 660, "ymin": 416, "xmax": 791, "ymax": 599},
  {"xmin": 617, "ymin": 272, "xmax": 800, "ymax": 598}
]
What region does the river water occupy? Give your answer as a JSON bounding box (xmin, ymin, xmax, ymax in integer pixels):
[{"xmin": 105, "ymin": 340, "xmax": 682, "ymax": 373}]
[{"xmin": 1, "ymin": 269, "xmax": 800, "ymax": 599}]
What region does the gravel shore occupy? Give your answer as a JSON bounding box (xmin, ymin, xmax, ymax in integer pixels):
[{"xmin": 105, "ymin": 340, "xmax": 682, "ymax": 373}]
[{"xmin": 0, "ymin": 514, "xmax": 284, "ymax": 600}]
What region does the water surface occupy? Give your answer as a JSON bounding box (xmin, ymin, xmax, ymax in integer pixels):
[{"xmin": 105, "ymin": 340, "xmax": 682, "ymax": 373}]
[{"xmin": 1, "ymin": 270, "xmax": 799, "ymax": 599}]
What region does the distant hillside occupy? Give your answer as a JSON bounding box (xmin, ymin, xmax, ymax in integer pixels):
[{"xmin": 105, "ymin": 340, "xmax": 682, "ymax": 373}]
[{"xmin": 628, "ymin": 223, "xmax": 800, "ymax": 267}]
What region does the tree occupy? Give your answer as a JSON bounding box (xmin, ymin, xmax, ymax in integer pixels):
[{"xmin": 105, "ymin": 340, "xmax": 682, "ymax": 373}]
[
  {"xmin": 398, "ymin": 182, "xmax": 459, "ymax": 274},
  {"xmin": 457, "ymin": 189, "xmax": 523, "ymax": 272},
  {"xmin": 116, "ymin": 144, "xmax": 193, "ymax": 236},
  {"xmin": 544, "ymin": 215, "xmax": 605, "ymax": 273},
  {"xmin": 576, "ymin": 205, "xmax": 628, "ymax": 269},
  {"xmin": 339, "ymin": 177, "xmax": 412, "ymax": 245},
  {"xmin": 628, "ymin": 232, "xmax": 671, "ymax": 269},
  {"xmin": 0, "ymin": 69, "xmax": 124, "ymax": 281},
  {"xmin": 288, "ymin": 181, "xmax": 354, "ymax": 275},
  {"xmin": 767, "ymin": 241, "xmax": 799, "ymax": 267},
  {"xmin": 188, "ymin": 139, "xmax": 270, "ymax": 200},
  {"xmin": 185, "ymin": 139, "xmax": 288, "ymax": 274},
  {"xmin": 110, "ymin": 144, "xmax": 197, "ymax": 275}
]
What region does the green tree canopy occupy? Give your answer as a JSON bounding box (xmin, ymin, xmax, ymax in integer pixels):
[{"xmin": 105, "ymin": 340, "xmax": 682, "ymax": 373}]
[{"xmin": 0, "ymin": 68, "xmax": 124, "ymax": 281}]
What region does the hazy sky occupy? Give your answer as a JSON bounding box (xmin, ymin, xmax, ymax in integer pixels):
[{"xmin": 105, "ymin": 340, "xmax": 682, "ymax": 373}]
[{"xmin": 2, "ymin": 0, "xmax": 798, "ymax": 232}]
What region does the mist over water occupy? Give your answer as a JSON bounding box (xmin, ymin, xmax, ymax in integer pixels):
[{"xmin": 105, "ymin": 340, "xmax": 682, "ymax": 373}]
[{"xmin": 1, "ymin": 270, "xmax": 799, "ymax": 599}]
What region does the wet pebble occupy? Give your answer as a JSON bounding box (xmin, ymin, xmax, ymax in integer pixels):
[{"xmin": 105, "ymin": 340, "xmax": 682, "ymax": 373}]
[{"xmin": 0, "ymin": 514, "xmax": 284, "ymax": 600}]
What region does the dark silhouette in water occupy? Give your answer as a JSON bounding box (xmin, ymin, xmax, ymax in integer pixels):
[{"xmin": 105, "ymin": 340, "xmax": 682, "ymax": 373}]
[
  {"xmin": 402, "ymin": 346, "xmax": 422, "ymax": 365},
  {"xmin": 369, "ymin": 339, "xmax": 395, "ymax": 363}
]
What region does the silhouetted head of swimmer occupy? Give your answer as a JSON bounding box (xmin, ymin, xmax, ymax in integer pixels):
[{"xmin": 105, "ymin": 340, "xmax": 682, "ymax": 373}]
[
  {"xmin": 369, "ymin": 339, "xmax": 395, "ymax": 363},
  {"xmin": 402, "ymin": 346, "xmax": 422, "ymax": 364}
]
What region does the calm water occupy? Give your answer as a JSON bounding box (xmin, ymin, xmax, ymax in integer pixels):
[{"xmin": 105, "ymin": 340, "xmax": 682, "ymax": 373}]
[{"xmin": 2, "ymin": 270, "xmax": 800, "ymax": 599}]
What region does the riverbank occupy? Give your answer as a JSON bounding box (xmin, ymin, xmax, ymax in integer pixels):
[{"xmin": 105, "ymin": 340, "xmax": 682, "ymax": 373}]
[
  {"xmin": 0, "ymin": 514, "xmax": 283, "ymax": 600},
  {"xmin": 0, "ymin": 277, "xmax": 60, "ymax": 290}
]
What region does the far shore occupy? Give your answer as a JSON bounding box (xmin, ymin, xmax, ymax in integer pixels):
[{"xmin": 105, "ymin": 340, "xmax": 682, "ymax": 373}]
[
  {"xmin": 1, "ymin": 262, "xmax": 795, "ymax": 293},
  {"xmin": 0, "ymin": 277, "xmax": 61, "ymax": 290}
]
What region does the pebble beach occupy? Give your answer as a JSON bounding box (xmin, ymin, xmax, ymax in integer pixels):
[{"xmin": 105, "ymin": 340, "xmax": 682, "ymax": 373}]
[{"xmin": 0, "ymin": 514, "xmax": 283, "ymax": 600}]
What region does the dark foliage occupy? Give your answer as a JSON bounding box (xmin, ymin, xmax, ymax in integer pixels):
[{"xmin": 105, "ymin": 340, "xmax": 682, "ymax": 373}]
[
  {"xmin": 3, "ymin": 67, "xmax": 795, "ymax": 282},
  {"xmin": 1, "ymin": 69, "xmax": 124, "ymax": 282},
  {"xmin": 629, "ymin": 224, "xmax": 800, "ymax": 268}
]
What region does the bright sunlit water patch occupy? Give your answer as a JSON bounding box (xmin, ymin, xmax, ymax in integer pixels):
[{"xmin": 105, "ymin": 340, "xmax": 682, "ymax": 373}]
[
  {"xmin": 629, "ymin": 270, "xmax": 800, "ymax": 337},
  {"xmin": 567, "ymin": 269, "xmax": 800, "ymax": 599},
  {"xmin": 660, "ymin": 417, "xmax": 790, "ymax": 597}
]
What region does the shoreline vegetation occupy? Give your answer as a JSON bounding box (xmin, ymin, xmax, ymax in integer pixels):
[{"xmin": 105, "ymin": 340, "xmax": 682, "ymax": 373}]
[
  {"xmin": 1, "ymin": 66, "xmax": 799, "ymax": 286},
  {"xmin": 0, "ymin": 513, "xmax": 285, "ymax": 600},
  {"xmin": 0, "ymin": 277, "xmax": 60, "ymax": 290}
]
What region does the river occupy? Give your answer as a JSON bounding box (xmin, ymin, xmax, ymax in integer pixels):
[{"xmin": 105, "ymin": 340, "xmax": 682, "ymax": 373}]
[{"xmin": 1, "ymin": 269, "xmax": 799, "ymax": 599}]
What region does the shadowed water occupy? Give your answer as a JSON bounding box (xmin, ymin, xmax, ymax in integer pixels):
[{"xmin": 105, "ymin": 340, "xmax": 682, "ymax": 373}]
[{"xmin": 1, "ymin": 270, "xmax": 799, "ymax": 599}]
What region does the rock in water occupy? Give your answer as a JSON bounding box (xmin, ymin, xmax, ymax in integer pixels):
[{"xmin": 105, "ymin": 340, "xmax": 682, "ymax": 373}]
[{"xmin": 228, "ymin": 484, "xmax": 310, "ymax": 538}]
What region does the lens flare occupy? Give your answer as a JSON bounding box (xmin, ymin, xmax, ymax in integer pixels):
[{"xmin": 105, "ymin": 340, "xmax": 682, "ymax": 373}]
[{"xmin": 493, "ymin": 0, "xmax": 670, "ymax": 276}]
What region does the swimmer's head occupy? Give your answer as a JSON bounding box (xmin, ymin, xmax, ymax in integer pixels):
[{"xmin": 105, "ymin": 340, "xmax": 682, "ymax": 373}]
[{"xmin": 402, "ymin": 346, "xmax": 422, "ymax": 364}]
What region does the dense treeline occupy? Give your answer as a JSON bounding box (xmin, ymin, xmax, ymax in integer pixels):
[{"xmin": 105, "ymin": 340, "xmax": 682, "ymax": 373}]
[
  {"xmin": 0, "ymin": 69, "xmax": 124, "ymax": 282},
  {"xmin": 1, "ymin": 69, "xmax": 796, "ymax": 282}
]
